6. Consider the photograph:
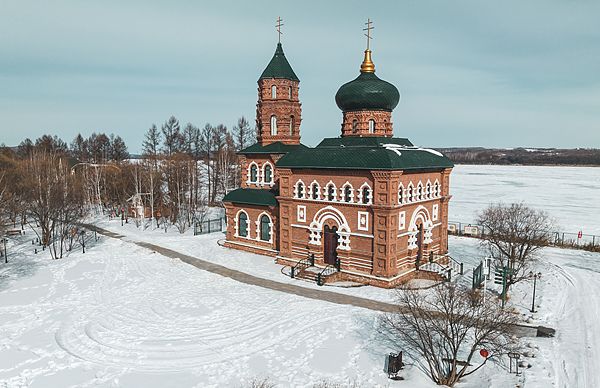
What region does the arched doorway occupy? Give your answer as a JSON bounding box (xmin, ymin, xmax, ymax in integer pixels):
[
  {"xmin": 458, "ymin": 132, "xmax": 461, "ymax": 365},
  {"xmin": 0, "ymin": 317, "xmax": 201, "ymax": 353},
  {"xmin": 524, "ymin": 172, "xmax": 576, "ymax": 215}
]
[
  {"xmin": 323, "ymin": 225, "xmax": 338, "ymax": 265},
  {"xmin": 416, "ymin": 223, "xmax": 424, "ymax": 264}
]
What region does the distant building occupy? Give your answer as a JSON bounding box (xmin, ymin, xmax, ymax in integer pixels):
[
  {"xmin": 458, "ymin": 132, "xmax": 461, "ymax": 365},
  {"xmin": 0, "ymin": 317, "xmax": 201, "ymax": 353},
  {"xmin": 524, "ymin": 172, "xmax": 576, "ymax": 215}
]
[{"xmin": 223, "ymin": 28, "xmax": 454, "ymax": 287}]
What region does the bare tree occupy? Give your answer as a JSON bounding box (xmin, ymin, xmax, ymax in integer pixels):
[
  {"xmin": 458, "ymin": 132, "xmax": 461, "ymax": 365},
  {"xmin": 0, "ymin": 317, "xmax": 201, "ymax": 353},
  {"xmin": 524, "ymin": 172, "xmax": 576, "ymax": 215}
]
[
  {"xmin": 477, "ymin": 203, "xmax": 553, "ymax": 294},
  {"xmin": 379, "ymin": 284, "xmax": 519, "ymax": 387},
  {"xmin": 233, "ymin": 116, "xmax": 254, "ymax": 151}
]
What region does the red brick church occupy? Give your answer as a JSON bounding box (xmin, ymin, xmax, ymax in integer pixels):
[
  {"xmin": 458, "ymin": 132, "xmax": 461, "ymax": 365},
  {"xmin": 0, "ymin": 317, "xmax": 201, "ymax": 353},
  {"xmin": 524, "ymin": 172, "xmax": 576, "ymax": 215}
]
[{"xmin": 223, "ymin": 26, "xmax": 455, "ymax": 287}]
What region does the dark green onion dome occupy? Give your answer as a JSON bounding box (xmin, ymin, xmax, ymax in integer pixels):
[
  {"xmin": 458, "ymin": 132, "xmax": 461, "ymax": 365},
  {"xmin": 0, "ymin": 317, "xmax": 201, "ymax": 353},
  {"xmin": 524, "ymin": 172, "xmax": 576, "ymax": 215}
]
[
  {"xmin": 335, "ymin": 50, "xmax": 400, "ymax": 112},
  {"xmin": 259, "ymin": 43, "xmax": 299, "ymax": 82},
  {"xmin": 335, "ymin": 72, "xmax": 400, "ymax": 112}
]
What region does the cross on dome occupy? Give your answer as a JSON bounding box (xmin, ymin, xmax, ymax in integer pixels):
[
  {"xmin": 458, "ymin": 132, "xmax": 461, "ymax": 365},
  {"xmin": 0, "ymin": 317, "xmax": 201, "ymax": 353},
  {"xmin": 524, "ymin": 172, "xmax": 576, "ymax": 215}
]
[{"xmin": 276, "ymin": 16, "xmax": 284, "ymax": 43}]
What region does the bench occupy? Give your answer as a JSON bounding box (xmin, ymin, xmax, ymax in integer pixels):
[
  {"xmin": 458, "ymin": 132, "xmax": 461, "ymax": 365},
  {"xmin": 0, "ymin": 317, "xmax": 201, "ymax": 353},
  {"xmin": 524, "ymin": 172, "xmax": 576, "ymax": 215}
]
[{"xmin": 5, "ymin": 229, "xmax": 22, "ymax": 236}]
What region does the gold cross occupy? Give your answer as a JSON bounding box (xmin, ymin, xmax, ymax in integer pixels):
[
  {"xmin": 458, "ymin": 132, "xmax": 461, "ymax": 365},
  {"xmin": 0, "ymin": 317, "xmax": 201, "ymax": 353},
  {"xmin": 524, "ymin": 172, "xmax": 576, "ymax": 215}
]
[
  {"xmin": 363, "ymin": 18, "xmax": 374, "ymax": 50},
  {"xmin": 276, "ymin": 16, "xmax": 284, "ymax": 43}
]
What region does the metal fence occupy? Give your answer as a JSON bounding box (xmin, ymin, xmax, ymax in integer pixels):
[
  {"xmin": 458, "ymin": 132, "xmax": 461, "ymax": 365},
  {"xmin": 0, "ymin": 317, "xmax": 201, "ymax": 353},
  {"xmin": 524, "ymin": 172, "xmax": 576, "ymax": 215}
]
[
  {"xmin": 194, "ymin": 217, "xmax": 226, "ymax": 236},
  {"xmin": 448, "ymin": 220, "xmax": 600, "ymax": 250}
]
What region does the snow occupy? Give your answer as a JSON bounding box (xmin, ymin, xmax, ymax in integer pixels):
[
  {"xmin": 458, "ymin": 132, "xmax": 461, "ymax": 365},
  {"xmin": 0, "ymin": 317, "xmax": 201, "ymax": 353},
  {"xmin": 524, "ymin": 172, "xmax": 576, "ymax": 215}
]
[
  {"xmin": 450, "ymin": 165, "xmax": 600, "ymax": 235},
  {"xmin": 1, "ymin": 165, "xmax": 600, "ymax": 387}
]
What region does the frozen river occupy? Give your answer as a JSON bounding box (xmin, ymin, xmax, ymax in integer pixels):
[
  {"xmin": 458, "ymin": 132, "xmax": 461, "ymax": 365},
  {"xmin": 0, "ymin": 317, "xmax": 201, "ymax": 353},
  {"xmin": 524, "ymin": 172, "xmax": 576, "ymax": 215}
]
[{"xmin": 449, "ymin": 165, "xmax": 600, "ymax": 235}]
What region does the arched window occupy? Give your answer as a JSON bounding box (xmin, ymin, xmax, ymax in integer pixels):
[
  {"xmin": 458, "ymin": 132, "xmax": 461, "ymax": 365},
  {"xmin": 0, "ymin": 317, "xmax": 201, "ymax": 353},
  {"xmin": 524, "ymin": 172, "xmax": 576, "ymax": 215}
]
[
  {"xmin": 434, "ymin": 181, "xmax": 441, "ymax": 197},
  {"xmin": 362, "ymin": 186, "xmax": 370, "ymax": 204},
  {"xmin": 398, "ymin": 184, "xmax": 404, "ymax": 204},
  {"xmin": 264, "ymin": 164, "xmax": 272, "ymax": 183},
  {"xmin": 250, "ymin": 164, "xmax": 258, "ymax": 182},
  {"xmin": 271, "ymin": 85, "xmax": 277, "ymax": 99},
  {"xmin": 288, "ymin": 86, "xmax": 292, "ymax": 99},
  {"xmin": 260, "ymin": 214, "xmax": 271, "ymax": 241},
  {"xmin": 408, "ymin": 184, "xmax": 414, "ymax": 202},
  {"xmin": 238, "ymin": 212, "xmax": 248, "ymax": 237},
  {"xmin": 352, "ymin": 119, "xmax": 358, "ymax": 133},
  {"xmin": 343, "ymin": 185, "xmax": 352, "ymax": 202},
  {"xmin": 312, "ymin": 182, "xmax": 320, "ymax": 200},
  {"xmin": 296, "ymin": 181, "xmax": 304, "ymax": 198},
  {"xmin": 270, "ymin": 115, "xmax": 277, "ymax": 135},
  {"xmin": 327, "ymin": 184, "xmax": 335, "ymax": 201},
  {"xmin": 426, "ymin": 182, "xmax": 431, "ymax": 199},
  {"xmin": 417, "ymin": 183, "xmax": 423, "ymax": 201},
  {"xmin": 289, "ymin": 116, "xmax": 294, "ymax": 135},
  {"xmin": 368, "ymin": 119, "xmax": 375, "ymax": 134}
]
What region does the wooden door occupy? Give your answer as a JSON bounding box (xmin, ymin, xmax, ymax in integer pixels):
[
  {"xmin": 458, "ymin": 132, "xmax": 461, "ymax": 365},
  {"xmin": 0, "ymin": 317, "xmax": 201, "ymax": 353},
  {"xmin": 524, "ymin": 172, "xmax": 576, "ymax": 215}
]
[{"xmin": 323, "ymin": 225, "xmax": 338, "ymax": 265}]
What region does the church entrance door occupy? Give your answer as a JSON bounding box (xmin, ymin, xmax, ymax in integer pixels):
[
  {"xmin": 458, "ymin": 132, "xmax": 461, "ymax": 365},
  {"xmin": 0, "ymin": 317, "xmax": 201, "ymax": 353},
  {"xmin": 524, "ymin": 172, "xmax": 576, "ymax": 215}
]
[
  {"xmin": 323, "ymin": 225, "xmax": 338, "ymax": 266},
  {"xmin": 416, "ymin": 223, "xmax": 424, "ymax": 263}
]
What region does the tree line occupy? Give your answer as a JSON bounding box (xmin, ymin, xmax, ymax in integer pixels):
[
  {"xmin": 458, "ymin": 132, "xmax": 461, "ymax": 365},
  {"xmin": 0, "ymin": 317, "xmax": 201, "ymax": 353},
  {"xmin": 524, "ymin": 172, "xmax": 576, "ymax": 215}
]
[{"xmin": 0, "ymin": 115, "xmax": 256, "ymax": 257}]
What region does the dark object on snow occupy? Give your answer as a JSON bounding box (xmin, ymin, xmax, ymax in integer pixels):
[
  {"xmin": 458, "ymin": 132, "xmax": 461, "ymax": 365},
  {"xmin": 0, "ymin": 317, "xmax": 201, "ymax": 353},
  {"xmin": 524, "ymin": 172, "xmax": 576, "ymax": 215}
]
[
  {"xmin": 384, "ymin": 352, "xmax": 404, "ymax": 379},
  {"xmin": 537, "ymin": 326, "xmax": 556, "ymax": 337}
]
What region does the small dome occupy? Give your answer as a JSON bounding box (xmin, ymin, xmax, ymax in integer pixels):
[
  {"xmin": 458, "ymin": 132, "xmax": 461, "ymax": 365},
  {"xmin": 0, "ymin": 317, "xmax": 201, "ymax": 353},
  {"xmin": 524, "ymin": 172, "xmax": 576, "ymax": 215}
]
[{"xmin": 335, "ymin": 72, "xmax": 400, "ymax": 112}]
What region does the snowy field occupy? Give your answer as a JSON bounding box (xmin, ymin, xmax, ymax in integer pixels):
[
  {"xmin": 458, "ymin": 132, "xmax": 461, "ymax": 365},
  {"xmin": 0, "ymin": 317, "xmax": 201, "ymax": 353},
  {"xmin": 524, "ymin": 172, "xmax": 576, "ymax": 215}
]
[
  {"xmin": 450, "ymin": 165, "xmax": 600, "ymax": 235},
  {"xmin": 1, "ymin": 164, "xmax": 600, "ymax": 387}
]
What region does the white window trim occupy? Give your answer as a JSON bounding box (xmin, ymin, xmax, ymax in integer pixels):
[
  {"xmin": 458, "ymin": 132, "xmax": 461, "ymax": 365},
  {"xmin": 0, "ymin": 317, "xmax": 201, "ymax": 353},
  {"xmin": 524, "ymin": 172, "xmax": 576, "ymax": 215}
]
[
  {"xmin": 294, "ymin": 179, "xmax": 306, "ymax": 199},
  {"xmin": 325, "ymin": 180, "xmax": 337, "ymax": 202},
  {"xmin": 262, "ymin": 162, "xmax": 274, "ymax": 186},
  {"xmin": 310, "ymin": 180, "xmax": 321, "ymax": 200},
  {"xmin": 433, "ymin": 204, "xmax": 439, "ymax": 222},
  {"xmin": 247, "ymin": 162, "xmax": 259, "ymax": 184},
  {"xmin": 234, "ymin": 209, "xmax": 251, "ymax": 239},
  {"xmin": 357, "ymin": 183, "xmax": 373, "ymax": 205},
  {"xmin": 341, "ymin": 182, "xmax": 354, "ymax": 203},
  {"xmin": 255, "ymin": 212, "xmax": 274, "ymax": 243}
]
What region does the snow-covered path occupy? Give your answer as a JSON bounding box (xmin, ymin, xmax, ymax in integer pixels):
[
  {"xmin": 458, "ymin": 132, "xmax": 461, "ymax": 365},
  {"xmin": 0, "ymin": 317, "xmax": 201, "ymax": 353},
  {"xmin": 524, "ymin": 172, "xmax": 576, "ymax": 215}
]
[{"xmin": 542, "ymin": 251, "xmax": 600, "ymax": 388}]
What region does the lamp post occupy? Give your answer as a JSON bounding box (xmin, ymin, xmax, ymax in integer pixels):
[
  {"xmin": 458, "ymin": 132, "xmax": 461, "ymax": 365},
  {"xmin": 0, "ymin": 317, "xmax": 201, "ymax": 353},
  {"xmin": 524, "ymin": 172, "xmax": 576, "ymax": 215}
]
[
  {"xmin": 529, "ymin": 271, "xmax": 542, "ymax": 313},
  {"xmin": 80, "ymin": 230, "xmax": 86, "ymax": 254},
  {"xmin": 2, "ymin": 238, "xmax": 7, "ymax": 264}
]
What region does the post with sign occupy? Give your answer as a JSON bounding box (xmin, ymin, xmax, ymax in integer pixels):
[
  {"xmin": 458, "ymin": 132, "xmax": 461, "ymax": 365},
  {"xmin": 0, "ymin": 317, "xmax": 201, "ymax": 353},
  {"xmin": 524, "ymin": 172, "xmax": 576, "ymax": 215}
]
[{"xmin": 494, "ymin": 265, "xmax": 508, "ymax": 308}]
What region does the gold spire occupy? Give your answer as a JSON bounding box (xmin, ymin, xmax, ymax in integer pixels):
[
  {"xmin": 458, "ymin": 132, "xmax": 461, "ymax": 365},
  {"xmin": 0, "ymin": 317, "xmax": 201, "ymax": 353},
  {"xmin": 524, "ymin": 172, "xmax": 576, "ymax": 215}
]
[{"xmin": 360, "ymin": 18, "xmax": 375, "ymax": 73}]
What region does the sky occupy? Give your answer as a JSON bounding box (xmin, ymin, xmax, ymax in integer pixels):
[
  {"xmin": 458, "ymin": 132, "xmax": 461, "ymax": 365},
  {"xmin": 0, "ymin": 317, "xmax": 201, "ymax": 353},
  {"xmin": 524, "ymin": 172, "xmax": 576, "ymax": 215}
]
[{"xmin": 1, "ymin": 0, "xmax": 599, "ymax": 152}]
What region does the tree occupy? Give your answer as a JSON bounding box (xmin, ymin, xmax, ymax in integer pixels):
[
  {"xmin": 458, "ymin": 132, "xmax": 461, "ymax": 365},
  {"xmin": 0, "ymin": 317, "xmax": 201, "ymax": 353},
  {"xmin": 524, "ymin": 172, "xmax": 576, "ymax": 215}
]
[
  {"xmin": 477, "ymin": 203, "xmax": 553, "ymax": 295},
  {"xmin": 232, "ymin": 116, "xmax": 254, "ymax": 151},
  {"xmin": 70, "ymin": 134, "xmax": 88, "ymax": 161},
  {"xmin": 19, "ymin": 151, "xmax": 86, "ymax": 257},
  {"xmin": 379, "ymin": 284, "xmax": 519, "ymax": 387},
  {"xmin": 110, "ymin": 135, "xmax": 129, "ymax": 162},
  {"xmin": 142, "ymin": 124, "xmax": 161, "ymax": 158},
  {"xmin": 161, "ymin": 116, "xmax": 182, "ymax": 157}
]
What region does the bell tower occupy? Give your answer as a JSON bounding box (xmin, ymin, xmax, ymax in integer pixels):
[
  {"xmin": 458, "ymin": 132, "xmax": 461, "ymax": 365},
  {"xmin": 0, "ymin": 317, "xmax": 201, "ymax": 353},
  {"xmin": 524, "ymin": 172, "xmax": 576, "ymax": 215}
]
[{"xmin": 256, "ymin": 18, "xmax": 302, "ymax": 146}]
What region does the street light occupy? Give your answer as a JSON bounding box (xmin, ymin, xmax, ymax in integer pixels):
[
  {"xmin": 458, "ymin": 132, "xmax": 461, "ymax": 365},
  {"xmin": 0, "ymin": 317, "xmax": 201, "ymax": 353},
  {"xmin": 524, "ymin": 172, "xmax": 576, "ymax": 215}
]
[
  {"xmin": 529, "ymin": 271, "xmax": 542, "ymax": 313},
  {"xmin": 2, "ymin": 238, "xmax": 7, "ymax": 264},
  {"xmin": 80, "ymin": 230, "xmax": 86, "ymax": 254}
]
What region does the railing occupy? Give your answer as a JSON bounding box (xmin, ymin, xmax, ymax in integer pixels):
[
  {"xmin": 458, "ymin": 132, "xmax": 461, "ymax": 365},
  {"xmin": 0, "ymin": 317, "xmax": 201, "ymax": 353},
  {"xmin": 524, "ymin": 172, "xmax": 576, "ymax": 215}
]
[
  {"xmin": 194, "ymin": 217, "xmax": 225, "ymax": 236},
  {"xmin": 316, "ymin": 264, "xmax": 338, "ymax": 286},
  {"xmin": 448, "ymin": 220, "xmax": 600, "ymax": 252},
  {"xmin": 290, "ymin": 254, "xmax": 314, "ymax": 279}
]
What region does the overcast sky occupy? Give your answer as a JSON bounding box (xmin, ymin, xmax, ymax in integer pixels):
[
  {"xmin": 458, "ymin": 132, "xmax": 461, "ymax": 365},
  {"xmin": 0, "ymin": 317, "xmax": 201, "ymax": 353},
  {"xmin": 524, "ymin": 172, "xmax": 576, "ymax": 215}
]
[{"xmin": 1, "ymin": 0, "xmax": 599, "ymax": 152}]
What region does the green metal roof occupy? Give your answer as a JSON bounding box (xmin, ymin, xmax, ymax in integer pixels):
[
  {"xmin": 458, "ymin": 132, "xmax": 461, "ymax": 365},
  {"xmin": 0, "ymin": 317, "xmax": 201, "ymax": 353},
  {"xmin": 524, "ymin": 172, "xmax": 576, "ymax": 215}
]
[
  {"xmin": 259, "ymin": 43, "xmax": 299, "ymax": 82},
  {"xmin": 335, "ymin": 72, "xmax": 400, "ymax": 112},
  {"xmin": 222, "ymin": 188, "xmax": 278, "ymax": 207},
  {"xmin": 276, "ymin": 137, "xmax": 453, "ymax": 171},
  {"xmin": 239, "ymin": 141, "xmax": 308, "ymax": 155}
]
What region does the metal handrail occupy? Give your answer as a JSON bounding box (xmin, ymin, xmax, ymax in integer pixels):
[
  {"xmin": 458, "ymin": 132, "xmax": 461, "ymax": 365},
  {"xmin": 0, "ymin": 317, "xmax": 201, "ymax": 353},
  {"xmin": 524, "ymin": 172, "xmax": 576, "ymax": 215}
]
[
  {"xmin": 290, "ymin": 254, "xmax": 314, "ymax": 279},
  {"xmin": 316, "ymin": 264, "xmax": 337, "ymax": 286}
]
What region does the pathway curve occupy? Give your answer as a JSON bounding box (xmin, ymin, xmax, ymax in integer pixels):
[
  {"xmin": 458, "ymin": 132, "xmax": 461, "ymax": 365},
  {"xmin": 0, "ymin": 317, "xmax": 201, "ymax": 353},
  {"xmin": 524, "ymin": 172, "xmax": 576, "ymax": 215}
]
[{"xmin": 83, "ymin": 223, "xmax": 539, "ymax": 336}]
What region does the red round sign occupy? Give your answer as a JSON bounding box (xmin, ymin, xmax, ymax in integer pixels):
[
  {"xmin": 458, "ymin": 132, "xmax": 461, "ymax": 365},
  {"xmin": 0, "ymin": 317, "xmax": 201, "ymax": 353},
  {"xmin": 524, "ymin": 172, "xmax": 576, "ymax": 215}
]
[{"xmin": 480, "ymin": 349, "xmax": 489, "ymax": 358}]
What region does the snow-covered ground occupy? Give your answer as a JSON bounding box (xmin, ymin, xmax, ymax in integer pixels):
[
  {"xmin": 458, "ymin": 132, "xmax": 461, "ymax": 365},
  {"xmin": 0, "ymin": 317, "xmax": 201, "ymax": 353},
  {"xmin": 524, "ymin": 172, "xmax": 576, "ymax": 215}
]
[
  {"xmin": 1, "ymin": 165, "xmax": 600, "ymax": 387},
  {"xmin": 450, "ymin": 165, "xmax": 600, "ymax": 235}
]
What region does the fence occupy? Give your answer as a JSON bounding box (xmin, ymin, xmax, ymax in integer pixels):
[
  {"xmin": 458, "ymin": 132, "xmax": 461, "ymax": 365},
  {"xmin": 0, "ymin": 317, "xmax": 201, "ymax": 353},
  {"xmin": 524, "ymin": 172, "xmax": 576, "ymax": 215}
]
[
  {"xmin": 194, "ymin": 217, "xmax": 226, "ymax": 236},
  {"xmin": 448, "ymin": 220, "xmax": 600, "ymax": 251}
]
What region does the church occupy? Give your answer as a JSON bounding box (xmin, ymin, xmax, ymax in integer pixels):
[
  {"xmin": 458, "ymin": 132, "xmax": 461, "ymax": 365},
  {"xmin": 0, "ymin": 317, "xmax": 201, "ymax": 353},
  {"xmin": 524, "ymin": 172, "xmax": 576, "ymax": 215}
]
[{"xmin": 223, "ymin": 22, "xmax": 455, "ymax": 288}]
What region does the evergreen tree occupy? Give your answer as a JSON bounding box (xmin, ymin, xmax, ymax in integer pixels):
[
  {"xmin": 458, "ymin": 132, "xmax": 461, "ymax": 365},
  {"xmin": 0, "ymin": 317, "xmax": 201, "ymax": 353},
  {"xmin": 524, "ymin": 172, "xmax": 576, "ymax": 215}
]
[
  {"xmin": 232, "ymin": 116, "xmax": 254, "ymax": 151},
  {"xmin": 110, "ymin": 135, "xmax": 129, "ymax": 162},
  {"xmin": 142, "ymin": 124, "xmax": 161, "ymax": 158},
  {"xmin": 161, "ymin": 116, "xmax": 183, "ymax": 157}
]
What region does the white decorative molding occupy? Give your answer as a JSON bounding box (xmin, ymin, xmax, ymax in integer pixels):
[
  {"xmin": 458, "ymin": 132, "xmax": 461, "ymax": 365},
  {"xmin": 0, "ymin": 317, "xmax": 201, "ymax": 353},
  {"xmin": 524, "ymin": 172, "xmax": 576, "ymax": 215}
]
[
  {"xmin": 357, "ymin": 211, "xmax": 369, "ymax": 231},
  {"xmin": 432, "ymin": 204, "xmax": 439, "ymax": 222},
  {"xmin": 297, "ymin": 205, "xmax": 306, "ymax": 222},
  {"xmin": 255, "ymin": 212, "xmax": 274, "ymax": 243},
  {"xmin": 399, "ymin": 211, "xmax": 406, "ymax": 231},
  {"xmin": 234, "ymin": 209, "xmax": 250, "ymax": 239}
]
